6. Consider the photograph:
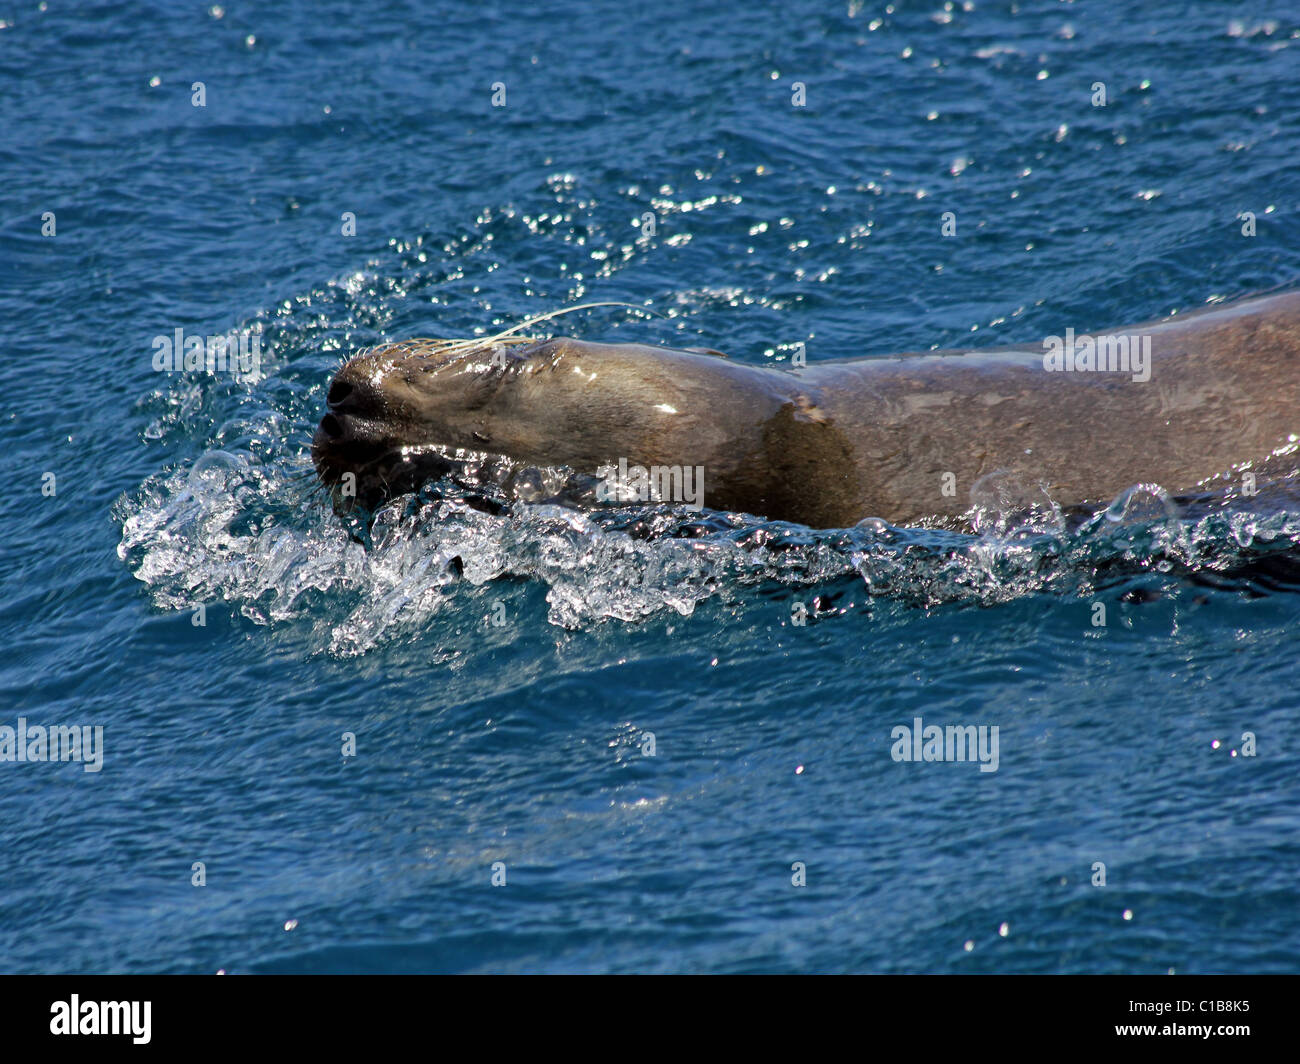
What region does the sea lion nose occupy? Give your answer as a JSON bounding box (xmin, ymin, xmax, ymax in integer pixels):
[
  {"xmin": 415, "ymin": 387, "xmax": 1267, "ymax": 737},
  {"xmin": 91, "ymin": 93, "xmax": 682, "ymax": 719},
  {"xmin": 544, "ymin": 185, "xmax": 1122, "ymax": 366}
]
[
  {"xmin": 326, "ymin": 379, "xmax": 353, "ymax": 408},
  {"xmin": 325, "ymin": 354, "xmax": 396, "ymax": 419},
  {"xmin": 316, "ymin": 361, "xmax": 391, "ymax": 450},
  {"xmin": 326, "ymin": 372, "xmax": 375, "ymax": 416}
]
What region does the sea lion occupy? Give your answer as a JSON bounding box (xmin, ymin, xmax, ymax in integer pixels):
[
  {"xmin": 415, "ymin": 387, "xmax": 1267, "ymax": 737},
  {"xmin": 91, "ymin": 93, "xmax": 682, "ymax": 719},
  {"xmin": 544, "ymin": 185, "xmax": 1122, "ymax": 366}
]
[{"xmin": 312, "ymin": 290, "xmax": 1300, "ymax": 528}]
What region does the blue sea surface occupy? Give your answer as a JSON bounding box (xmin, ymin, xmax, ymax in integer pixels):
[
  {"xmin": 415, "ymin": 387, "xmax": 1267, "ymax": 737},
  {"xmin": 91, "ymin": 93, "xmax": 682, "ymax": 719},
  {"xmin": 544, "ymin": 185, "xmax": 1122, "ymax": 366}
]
[{"xmin": 3, "ymin": 0, "xmax": 1300, "ymax": 973}]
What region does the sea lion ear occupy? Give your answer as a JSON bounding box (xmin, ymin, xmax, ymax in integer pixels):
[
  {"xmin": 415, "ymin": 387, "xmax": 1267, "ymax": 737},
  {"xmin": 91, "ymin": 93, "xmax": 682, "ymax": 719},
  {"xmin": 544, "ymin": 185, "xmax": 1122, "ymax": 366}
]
[
  {"xmin": 789, "ymin": 393, "xmax": 827, "ymax": 424},
  {"xmin": 684, "ymin": 347, "xmax": 729, "ymax": 359}
]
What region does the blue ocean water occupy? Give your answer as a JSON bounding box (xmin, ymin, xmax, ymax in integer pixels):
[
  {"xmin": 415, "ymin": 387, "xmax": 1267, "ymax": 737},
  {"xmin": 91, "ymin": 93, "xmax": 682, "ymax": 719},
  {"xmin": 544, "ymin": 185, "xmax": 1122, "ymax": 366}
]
[{"xmin": 3, "ymin": 0, "xmax": 1300, "ymax": 974}]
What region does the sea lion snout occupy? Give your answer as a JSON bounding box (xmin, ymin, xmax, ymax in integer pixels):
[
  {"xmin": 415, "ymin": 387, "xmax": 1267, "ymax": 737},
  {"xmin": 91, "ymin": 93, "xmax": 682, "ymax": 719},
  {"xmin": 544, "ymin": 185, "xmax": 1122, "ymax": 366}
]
[
  {"xmin": 312, "ymin": 349, "xmax": 416, "ymax": 503},
  {"xmin": 313, "ymin": 356, "xmax": 394, "ymax": 459},
  {"xmin": 312, "ymin": 340, "xmax": 509, "ymax": 508},
  {"xmin": 313, "ymin": 338, "xmax": 546, "ymax": 471}
]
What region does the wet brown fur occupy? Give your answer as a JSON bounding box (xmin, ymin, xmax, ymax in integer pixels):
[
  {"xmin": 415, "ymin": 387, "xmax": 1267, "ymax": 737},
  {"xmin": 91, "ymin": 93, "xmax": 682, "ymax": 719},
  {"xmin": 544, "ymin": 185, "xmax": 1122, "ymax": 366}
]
[{"xmin": 314, "ymin": 291, "xmax": 1300, "ymax": 527}]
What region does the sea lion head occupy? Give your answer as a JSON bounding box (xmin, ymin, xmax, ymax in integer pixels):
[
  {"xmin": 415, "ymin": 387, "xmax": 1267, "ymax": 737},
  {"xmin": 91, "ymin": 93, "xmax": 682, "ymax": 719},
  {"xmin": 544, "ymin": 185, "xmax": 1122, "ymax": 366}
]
[
  {"xmin": 313, "ymin": 334, "xmax": 805, "ymax": 517},
  {"xmin": 312, "ymin": 336, "xmax": 674, "ymax": 510},
  {"xmin": 312, "ymin": 338, "xmax": 519, "ymax": 510}
]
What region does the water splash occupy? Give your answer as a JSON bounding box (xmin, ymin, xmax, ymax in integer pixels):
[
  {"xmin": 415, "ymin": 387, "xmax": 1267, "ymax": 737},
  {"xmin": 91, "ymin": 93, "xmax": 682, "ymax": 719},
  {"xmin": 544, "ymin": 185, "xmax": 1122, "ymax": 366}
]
[
  {"xmin": 116, "ymin": 425, "xmax": 1300, "ymax": 656},
  {"xmin": 113, "ymin": 192, "xmax": 1300, "ymax": 654}
]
